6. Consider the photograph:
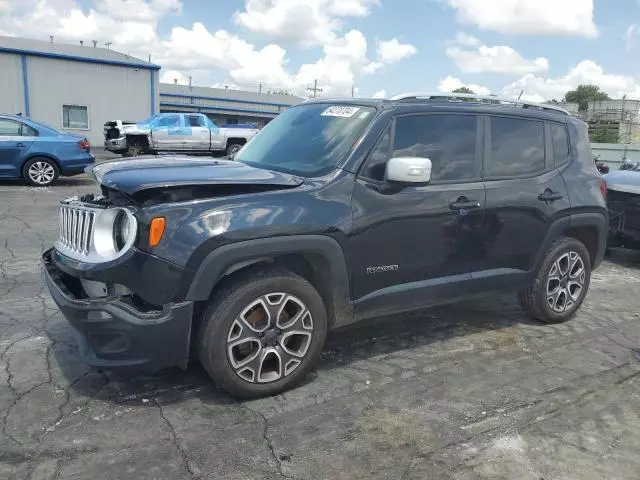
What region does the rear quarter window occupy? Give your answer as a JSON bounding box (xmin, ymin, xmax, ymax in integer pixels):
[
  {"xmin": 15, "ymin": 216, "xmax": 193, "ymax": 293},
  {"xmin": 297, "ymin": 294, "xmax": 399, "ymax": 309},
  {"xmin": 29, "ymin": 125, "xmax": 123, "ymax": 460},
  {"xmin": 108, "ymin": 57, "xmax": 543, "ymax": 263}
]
[{"xmin": 550, "ymin": 123, "xmax": 570, "ymax": 165}]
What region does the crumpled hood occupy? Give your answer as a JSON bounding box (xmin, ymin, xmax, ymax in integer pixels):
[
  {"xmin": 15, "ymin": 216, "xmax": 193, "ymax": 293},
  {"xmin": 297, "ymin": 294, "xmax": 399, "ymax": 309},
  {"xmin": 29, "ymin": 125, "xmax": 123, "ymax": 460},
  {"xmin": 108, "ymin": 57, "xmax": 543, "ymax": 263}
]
[
  {"xmin": 87, "ymin": 156, "xmax": 304, "ymax": 196},
  {"xmin": 605, "ymin": 170, "xmax": 640, "ymax": 195}
]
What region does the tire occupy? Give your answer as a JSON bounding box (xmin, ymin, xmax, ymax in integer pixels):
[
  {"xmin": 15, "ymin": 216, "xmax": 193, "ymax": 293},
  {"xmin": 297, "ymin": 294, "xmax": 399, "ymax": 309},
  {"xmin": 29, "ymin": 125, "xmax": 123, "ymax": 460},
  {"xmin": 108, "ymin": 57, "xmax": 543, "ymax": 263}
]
[
  {"xmin": 226, "ymin": 143, "xmax": 243, "ymax": 158},
  {"xmin": 518, "ymin": 237, "xmax": 592, "ymax": 324},
  {"xmin": 196, "ymin": 267, "xmax": 328, "ymax": 399},
  {"xmin": 22, "ymin": 157, "xmax": 59, "ymax": 187}
]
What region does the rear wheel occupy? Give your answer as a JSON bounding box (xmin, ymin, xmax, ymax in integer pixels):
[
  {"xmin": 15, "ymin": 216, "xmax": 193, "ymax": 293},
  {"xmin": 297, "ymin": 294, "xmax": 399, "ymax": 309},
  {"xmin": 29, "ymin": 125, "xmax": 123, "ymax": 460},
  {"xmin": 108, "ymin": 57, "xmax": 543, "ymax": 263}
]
[
  {"xmin": 518, "ymin": 237, "xmax": 592, "ymax": 323},
  {"xmin": 22, "ymin": 157, "xmax": 59, "ymax": 187},
  {"xmin": 226, "ymin": 143, "xmax": 243, "ymax": 158},
  {"xmin": 197, "ymin": 267, "xmax": 327, "ymax": 398}
]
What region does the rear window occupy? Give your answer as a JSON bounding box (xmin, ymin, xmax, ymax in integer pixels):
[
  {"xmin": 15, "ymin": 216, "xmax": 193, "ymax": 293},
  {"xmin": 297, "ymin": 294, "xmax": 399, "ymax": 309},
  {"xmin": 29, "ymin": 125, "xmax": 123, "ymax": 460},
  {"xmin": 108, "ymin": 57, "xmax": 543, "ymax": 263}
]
[
  {"xmin": 487, "ymin": 117, "xmax": 545, "ymax": 178},
  {"xmin": 550, "ymin": 123, "xmax": 570, "ymax": 165}
]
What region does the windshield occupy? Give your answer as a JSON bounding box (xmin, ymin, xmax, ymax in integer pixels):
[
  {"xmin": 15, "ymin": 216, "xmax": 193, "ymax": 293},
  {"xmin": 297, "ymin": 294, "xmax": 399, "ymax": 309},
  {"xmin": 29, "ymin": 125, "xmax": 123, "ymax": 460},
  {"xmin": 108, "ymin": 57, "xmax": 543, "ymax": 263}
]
[{"xmin": 235, "ymin": 103, "xmax": 376, "ymax": 177}]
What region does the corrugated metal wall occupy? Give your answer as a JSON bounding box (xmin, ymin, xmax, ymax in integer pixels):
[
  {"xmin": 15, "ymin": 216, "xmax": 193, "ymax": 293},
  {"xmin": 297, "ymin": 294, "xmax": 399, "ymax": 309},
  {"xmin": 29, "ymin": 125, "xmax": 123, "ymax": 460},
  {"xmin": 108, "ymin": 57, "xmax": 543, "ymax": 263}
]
[
  {"xmin": 0, "ymin": 53, "xmax": 26, "ymax": 115},
  {"xmin": 25, "ymin": 56, "xmax": 157, "ymax": 144}
]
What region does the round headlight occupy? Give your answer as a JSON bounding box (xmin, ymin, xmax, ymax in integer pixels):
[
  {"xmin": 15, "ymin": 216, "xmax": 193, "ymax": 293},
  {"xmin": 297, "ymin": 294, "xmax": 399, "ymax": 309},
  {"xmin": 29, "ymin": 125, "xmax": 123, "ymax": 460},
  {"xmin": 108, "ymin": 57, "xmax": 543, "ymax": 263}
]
[
  {"xmin": 114, "ymin": 210, "xmax": 133, "ymax": 251},
  {"xmin": 93, "ymin": 208, "xmax": 137, "ymax": 260}
]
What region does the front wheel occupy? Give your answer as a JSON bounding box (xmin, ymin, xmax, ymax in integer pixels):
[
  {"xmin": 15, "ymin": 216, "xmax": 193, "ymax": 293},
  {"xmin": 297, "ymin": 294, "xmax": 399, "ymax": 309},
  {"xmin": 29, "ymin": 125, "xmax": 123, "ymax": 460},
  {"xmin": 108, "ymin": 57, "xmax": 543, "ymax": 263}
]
[
  {"xmin": 22, "ymin": 157, "xmax": 59, "ymax": 187},
  {"xmin": 196, "ymin": 267, "xmax": 327, "ymax": 398},
  {"xmin": 518, "ymin": 237, "xmax": 592, "ymax": 323}
]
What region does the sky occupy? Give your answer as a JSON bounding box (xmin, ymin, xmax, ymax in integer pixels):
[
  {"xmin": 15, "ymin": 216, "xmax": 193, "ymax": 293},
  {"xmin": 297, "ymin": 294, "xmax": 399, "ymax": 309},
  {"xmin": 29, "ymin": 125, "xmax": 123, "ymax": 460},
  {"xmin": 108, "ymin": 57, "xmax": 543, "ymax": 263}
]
[{"xmin": 1, "ymin": 0, "xmax": 640, "ymax": 101}]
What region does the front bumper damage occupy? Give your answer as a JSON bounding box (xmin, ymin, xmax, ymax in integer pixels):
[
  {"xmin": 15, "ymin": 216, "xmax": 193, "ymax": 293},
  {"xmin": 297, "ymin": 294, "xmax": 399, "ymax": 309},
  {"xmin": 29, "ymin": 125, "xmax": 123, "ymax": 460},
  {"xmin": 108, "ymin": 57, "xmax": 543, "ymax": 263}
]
[
  {"xmin": 104, "ymin": 136, "xmax": 127, "ymax": 152},
  {"xmin": 43, "ymin": 249, "xmax": 193, "ymax": 371}
]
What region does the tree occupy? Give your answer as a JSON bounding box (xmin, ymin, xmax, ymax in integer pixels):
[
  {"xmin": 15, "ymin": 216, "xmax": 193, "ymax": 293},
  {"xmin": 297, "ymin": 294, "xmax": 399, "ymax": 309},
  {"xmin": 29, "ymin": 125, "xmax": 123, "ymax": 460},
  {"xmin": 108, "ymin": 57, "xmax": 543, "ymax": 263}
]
[
  {"xmin": 452, "ymin": 86, "xmax": 474, "ymax": 94},
  {"xmin": 564, "ymin": 85, "xmax": 610, "ymax": 112}
]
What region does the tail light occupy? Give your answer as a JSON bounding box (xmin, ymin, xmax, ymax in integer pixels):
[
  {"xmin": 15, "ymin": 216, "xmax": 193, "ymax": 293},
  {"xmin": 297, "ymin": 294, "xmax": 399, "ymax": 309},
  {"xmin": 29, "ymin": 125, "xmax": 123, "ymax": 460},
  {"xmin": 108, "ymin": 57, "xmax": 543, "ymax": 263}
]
[
  {"xmin": 78, "ymin": 138, "xmax": 90, "ymax": 151},
  {"xmin": 600, "ymin": 178, "xmax": 607, "ymax": 199}
]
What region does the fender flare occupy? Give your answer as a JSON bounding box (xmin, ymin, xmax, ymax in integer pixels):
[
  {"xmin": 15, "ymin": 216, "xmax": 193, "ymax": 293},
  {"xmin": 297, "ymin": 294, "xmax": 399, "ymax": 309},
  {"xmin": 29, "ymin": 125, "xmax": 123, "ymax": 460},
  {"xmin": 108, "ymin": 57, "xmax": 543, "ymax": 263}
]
[
  {"xmin": 531, "ymin": 211, "xmax": 607, "ymax": 273},
  {"xmin": 185, "ymin": 235, "xmax": 354, "ymax": 326}
]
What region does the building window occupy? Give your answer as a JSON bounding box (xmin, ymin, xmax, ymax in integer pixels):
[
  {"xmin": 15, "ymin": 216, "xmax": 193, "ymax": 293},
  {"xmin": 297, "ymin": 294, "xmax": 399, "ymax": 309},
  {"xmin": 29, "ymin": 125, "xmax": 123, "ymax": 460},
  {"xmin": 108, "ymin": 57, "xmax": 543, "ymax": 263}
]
[{"xmin": 62, "ymin": 105, "xmax": 89, "ymax": 129}]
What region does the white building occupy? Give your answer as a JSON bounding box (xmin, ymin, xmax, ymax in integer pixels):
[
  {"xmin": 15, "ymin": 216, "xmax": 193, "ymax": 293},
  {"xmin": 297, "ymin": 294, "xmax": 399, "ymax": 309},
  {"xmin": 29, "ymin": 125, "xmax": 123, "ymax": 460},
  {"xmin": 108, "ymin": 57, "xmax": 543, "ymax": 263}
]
[
  {"xmin": 0, "ymin": 35, "xmax": 160, "ymax": 145},
  {"xmin": 0, "ymin": 35, "xmax": 304, "ymax": 146}
]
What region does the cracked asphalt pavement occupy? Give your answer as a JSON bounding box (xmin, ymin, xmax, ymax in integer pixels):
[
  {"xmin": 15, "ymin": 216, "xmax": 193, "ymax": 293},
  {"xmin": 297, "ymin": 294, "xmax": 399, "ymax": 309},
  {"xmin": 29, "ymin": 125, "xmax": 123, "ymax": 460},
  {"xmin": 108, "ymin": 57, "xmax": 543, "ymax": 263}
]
[{"xmin": 2, "ymin": 175, "xmax": 640, "ymax": 479}]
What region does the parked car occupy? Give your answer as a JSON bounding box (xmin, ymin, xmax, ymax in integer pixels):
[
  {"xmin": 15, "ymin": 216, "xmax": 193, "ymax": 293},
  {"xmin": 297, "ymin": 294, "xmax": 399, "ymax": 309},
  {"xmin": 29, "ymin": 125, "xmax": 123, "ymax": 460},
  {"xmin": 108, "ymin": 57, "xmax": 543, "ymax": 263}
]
[
  {"xmin": 0, "ymin": 114, "xmax": 94, "ymax": 186},
  {"xmin": 43, "ymin": 93, "xmax": 608, "ymax": 398},
  {"xmin": 103, "ymin": 113, "xmax": 259, "ymax": 157},
  {"xmin": 605, "ymin": 162, "xmax": 640, "ymax": 249}
]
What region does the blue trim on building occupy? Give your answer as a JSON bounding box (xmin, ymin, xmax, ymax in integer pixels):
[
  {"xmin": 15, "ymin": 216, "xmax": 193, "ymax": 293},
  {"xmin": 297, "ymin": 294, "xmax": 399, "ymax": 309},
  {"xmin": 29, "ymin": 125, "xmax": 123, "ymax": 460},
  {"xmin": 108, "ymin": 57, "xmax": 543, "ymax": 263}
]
[
  {"xmin": 20, "ymin": 55, "xmax": 30, "ymax": 117},
  {"xmin": 159, "ymin": 102, "xmax": 283, "ymax": 117},
  {"xmin": 159, "ymin": 92, "xmax": 294, "ymax": 108},
  {"xmin": 0, "ymin": 46, "xmax": 161, "ymax": 70},
  {"xmin": 150, "ymin": 71, "xmax": 156, "ymax": 115}
]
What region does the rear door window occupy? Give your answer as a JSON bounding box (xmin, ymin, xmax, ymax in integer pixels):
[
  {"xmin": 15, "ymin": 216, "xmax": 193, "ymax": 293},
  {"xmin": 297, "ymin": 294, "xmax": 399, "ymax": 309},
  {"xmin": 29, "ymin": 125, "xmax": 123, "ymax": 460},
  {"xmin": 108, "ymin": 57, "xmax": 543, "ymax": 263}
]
[{"xmin": 487, "ymin": 116, "xmax": 545, "ymax": 178}]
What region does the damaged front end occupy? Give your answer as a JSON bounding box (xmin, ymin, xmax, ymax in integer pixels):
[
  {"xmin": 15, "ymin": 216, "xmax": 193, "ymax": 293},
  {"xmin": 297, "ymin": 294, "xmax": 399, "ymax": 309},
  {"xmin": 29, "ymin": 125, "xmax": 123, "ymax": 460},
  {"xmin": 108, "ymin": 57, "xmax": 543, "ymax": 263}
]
[{"xmin": 43, "ymin": 189, "xmax": 193, "ymax": 372}]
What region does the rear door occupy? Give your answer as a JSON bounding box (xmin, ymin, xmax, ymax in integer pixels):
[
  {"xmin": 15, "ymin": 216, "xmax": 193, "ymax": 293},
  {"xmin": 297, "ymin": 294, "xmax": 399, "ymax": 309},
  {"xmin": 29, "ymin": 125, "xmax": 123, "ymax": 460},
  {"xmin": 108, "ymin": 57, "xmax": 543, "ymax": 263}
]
[
  {"xmin": 0, "ymin": 119, "xmax": 35, "ymax": 178},
  {"xmin": 477, "ymin": 115, "xmax": 570, "ymax": 287}
]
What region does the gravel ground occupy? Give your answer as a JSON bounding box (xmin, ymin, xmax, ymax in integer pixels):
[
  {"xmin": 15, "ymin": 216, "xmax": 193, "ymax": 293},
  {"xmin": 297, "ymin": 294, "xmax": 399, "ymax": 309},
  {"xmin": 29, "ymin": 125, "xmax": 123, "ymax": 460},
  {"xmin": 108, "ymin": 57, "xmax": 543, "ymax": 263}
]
[{"xmin": 1, "ymin": 174, "xmax": 640, "ymax": 480}]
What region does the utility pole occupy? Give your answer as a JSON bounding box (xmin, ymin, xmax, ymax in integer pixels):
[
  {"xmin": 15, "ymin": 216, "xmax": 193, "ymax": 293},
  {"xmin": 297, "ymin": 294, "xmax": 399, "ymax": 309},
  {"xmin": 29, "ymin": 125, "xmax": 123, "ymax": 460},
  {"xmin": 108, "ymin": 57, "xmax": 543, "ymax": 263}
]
[
  {"xmin": 351, "ymin": 85, "xmax": 356, "ymax": 97},
  {"xmin": 188, "ymin": 75, "xmax": 192, "ymax": 88},
  {"xmin": 258, "ymin": 83, "xmax": 263, "ymax": 94},
  {"xmin": 105, "ymin": 42, "xmax": 112, "ymax": 50},
  {"xmin": 307, "ymin": 79, "xmax": 323, "ymax": 98}
]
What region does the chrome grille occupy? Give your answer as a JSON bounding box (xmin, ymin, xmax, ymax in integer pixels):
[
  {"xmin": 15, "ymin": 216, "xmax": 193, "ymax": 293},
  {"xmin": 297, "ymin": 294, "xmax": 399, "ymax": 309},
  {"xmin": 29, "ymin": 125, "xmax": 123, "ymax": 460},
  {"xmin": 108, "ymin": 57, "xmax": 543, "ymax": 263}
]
[{"xmin": 59, "ymin": 205, "xmax": 95, "ymax": 255}]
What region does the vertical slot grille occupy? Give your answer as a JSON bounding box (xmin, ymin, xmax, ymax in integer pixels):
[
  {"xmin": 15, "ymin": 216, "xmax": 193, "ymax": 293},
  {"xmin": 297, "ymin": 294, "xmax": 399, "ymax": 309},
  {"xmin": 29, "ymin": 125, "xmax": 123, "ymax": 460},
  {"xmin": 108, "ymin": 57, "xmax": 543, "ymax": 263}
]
[{"xmin": 59, "ymin": 205, "xmax": 95, "ymax": 255}]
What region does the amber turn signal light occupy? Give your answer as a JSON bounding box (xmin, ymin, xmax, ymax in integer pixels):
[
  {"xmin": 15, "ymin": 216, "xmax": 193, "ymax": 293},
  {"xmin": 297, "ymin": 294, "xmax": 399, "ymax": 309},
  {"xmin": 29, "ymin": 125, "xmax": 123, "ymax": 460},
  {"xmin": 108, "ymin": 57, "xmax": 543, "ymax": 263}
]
[{"xmin": 149, "ymin": 217, "xmax": 166, "ymax": 247}]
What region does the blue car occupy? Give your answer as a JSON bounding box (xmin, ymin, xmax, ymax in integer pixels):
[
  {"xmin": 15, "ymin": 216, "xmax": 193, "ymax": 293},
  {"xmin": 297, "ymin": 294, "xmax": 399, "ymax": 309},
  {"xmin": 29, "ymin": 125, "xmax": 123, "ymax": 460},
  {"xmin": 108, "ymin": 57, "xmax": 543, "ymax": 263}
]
[{"xmin": 0, "ymin": 114, "xmax": 95, "ymax": 186}]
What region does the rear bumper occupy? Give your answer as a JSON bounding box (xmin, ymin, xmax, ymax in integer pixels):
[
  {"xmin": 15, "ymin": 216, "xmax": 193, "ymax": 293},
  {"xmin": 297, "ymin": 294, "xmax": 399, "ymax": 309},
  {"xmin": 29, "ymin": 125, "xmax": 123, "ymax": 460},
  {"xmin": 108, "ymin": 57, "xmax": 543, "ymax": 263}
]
[
  {"xmin": 61, "ymin": 154, "xmax": 95, "ymax": 175},
  {"xmin": 43, "ymin": 249, "xmax": 193, "ymax": 371}
]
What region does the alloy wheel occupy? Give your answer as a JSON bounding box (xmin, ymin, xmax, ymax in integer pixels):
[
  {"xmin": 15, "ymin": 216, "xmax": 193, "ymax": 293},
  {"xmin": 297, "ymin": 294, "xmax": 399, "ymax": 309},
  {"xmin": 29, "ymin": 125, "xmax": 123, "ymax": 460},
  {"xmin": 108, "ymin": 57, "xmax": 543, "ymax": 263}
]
[
  {"xmin": 546, "ymin": 251, "xmax": 586, "ymax": 313},
  {"xmin": 28, "ymin": 161, "xmax": 55, "ymax": 185},
  {"xmin": 226, "ymin": 293, "xmax": 314, "ymax": 383}
]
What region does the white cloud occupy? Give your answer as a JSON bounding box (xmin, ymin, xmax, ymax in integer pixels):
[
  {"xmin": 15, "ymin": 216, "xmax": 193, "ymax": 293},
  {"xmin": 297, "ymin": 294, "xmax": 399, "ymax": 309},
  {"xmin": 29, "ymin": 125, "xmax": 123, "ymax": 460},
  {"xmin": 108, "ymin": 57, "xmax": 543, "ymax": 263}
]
[
  {"xmin": 160, "ymin": 69, "xmax": 189, "ymax": 85},
  {"xmin": 498, "ymin": 60, "xmax": 640, "ymax": 102},
  {"xmin": 438, "ymin": 76, "xmax": 490, "ymax": 95},
  {"xmin": 233, "ymin": 0, "xmax": 379, "ymax": 46},
  {"xmin": 444, "ymin": 0, "xmax": 598, "ymax": 38},
  {"xmin": 453, "ymin": 32, "xmax": 480, "ymax": 47},
  {"xmin": 377, "ymin": 38, "xmax": 417, "ymax": 63},
  {"xmin": 372, "ymin": 89, "xmax": 386, "ymax": 98},
  {"xmin": 446, "ymin": 44, "xmax": 549, "ymax": 75}
]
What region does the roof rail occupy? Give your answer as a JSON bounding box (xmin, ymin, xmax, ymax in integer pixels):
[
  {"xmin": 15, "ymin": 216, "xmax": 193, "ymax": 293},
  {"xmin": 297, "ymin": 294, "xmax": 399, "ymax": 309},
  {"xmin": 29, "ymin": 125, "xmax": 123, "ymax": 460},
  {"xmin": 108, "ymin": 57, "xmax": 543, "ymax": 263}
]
[{"xmin": 388, "ymin": 92, "xmax": 570, "ymax": 115}]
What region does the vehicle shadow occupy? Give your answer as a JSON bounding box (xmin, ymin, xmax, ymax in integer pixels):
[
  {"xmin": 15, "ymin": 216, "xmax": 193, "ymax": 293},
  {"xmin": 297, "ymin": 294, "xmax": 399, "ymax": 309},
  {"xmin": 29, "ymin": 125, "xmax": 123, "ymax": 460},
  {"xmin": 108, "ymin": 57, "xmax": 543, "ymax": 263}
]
[
  {"xmin": 605, "ymin": 247, "xmax": 640, "ymax": 268},
  {"xmin": 54, "ymin": 294, "xmax": 534, "ymax": 407}
]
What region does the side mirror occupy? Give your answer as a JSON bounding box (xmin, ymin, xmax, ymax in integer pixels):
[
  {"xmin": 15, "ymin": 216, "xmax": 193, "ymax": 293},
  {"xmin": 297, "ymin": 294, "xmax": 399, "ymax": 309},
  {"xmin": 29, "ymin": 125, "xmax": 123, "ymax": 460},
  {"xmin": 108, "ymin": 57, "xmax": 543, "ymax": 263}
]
[{"xmin": 385, "ymin": 156, "xmax": 432, "ymax": 184}]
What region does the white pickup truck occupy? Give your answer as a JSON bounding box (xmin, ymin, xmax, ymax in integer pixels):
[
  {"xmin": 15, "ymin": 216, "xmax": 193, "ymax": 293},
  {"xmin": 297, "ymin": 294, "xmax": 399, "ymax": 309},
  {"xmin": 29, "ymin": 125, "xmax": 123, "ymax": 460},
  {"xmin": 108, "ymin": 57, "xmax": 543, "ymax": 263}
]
[{"xmin": 104, "ymin": 113, "xmax": 259, "ymax": 157}]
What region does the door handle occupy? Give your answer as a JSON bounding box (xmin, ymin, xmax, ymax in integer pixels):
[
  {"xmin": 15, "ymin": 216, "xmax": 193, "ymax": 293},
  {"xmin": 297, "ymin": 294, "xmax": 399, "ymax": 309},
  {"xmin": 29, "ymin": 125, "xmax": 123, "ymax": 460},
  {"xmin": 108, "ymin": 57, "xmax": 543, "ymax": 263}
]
[
  {"xmin": 450, "ymin": 199, "xmax": 481, "ymax": 210},
  {"xmin": 538, "ymin": 190, "xmax": 564, "ymax": 202},
  {"xmin": 15, "ymin": 142, "xmax": 25, "ymax": 148}
]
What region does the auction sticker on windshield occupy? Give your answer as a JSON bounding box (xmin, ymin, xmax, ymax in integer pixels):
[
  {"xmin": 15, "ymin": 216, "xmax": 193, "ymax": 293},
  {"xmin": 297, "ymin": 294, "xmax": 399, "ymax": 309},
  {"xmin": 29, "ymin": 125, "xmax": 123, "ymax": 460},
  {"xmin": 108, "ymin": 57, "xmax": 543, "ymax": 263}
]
[{"xmin": 321, "ymin": 106, "xmax": 361, "ymax": 117}]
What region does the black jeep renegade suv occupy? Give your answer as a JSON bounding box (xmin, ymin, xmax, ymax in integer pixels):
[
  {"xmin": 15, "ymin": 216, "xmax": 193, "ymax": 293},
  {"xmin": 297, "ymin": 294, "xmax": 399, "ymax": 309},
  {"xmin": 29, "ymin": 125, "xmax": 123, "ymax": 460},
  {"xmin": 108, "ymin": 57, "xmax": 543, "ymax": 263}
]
[{"xmin": 43, "ymin": 93, "xmax": 608, "ymax": 398}]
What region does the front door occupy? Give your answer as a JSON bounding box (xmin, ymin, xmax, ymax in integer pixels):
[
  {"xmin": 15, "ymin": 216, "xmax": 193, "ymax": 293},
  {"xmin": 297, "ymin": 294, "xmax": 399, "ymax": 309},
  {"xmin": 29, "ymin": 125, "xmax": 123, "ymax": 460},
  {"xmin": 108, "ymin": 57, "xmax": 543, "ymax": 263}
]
[
  {"xmin": 349, "ymin": 113, "xmax": 486, "ymax": 319},
  {"xmin": 151, "ymin": 114, "xmax": 188, "ymax": 150},
  {"xmin": 0, "ymin": 119, "xmax": 33, "ymax": 178},
  {"xmin": 477, "ymin": 116, "xmax": 571, "ymax": 288}
]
